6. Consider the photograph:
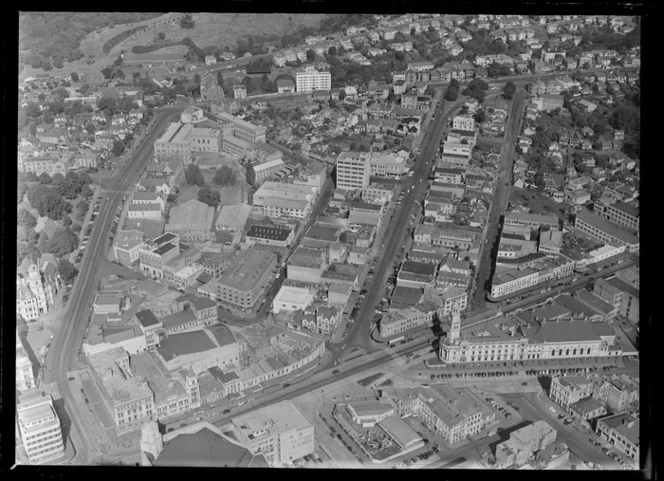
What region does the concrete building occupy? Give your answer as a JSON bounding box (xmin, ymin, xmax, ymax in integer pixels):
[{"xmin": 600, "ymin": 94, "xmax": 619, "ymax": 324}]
[
  {"xmin": 452, "ymin": 114, "xmax": 476, "ymax": 132},
  {"xmin": 113, "ymin": 230, "xmax": 146, "ymax": 266},
  {"xmin": 212, "ymin": 250, "xmax": 277, "ymax": 310},
  {"xmin": 495, "ymin": 421, "xmax": 558, "ymax": 468},
  {"xmin": 538, "ymin": 93, "xmax": 565, "ymax": 112},
  {"xmin": 165, "ymin": 200, "xmax": 215, "ymax": 243},
  {"xmin": 231, "ymin": 401, "xmax": 315, "ymax": 467},
  {"xmin": 596, "ymin": 413, "xmax": 639, "ymax": 462},
  {"xmin": 216, "ymin": 112, "xmax": 266, "ymax": 145},
  {"xmin": 336, "ymin": 151, "xmax": 372, "ymax": 190},
  {"xmin": 138, "ymin": 233, "xmax": 182, "ymax": 279},
  {"xmin": 295, "ymin": 65, "xmax": 331, "ymax": 92},
  {"xmin": 16, "ymin": 255, "xmax": 61, "ymax": 321},
  {"xmin": 245, "ymin": 225, "xmax": 294, "ymax": 248},
  {"xmin": 253, "ymin": 182, "xmax": 318, "ymax": 219},
  {"xmin": 439, "ymin": 311, "xmax": 621, "ymax": 365},
  {"xmin": 346, "ymin": 401, "xmax": 395, "ymax": 427},
  {"xmin": 272, "ymin": 285, "xmax": 314, "ymax": 314},
  {"xmin": 505, "ymin": 212, "xmax": 560, "ymax": 229},
  {"xmin": 379, "ymin": 304, "xmax": 443, "ymax": 337},
  {"xmin": 154, "ymin": 122, "xmax": 194, "ymax": 164},
  {"xmin": 574, "ymin": 210, "xmax": 639, "ymax": 252},
  {"xmin": 549, "ymin": 375, "xmax": 594, "ymax": 410},
  {"xmin": 370, "ymin": 150, "xmax": 409, "ymax": 177},
  {"xmin": 596, "ymin": 200, "xmax": 639, "ymax": 231},
  {"xmin": 156, "ymin": 325, "xmax": 240, "ymax": 375},
  {"xmin": 16, "ymin": 392, "xmax": 65, "ymax": 464},
  {"xmin": 391, "ymin": 385, "xmax": 495, "ymax": 445},
  {"xmin": 88, "ymin": 347, "xmax": 155, "ymax": 431}
]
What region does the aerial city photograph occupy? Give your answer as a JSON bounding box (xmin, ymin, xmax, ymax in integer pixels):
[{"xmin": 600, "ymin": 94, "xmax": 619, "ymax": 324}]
[{"xmin": 15, "ymin": 11, "xmax": 642, "ymax": 471}]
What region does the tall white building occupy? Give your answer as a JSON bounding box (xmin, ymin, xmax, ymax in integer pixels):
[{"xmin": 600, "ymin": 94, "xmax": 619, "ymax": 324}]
[
  {"xmin": 452, "ymin": 114, "xmax": 476, "ymax": 132},
  {"xmin": 231, "ymin": 401, "xmax": 315, "ymax": 467},
  {"xmin": 16, "ymin": 392, "xmax": 65, "ymax": 464},
  {"xmin": 336, "ymin": 151, "xmax": 372, "ymax": 190},
  {"xmin": 295, "ymin": 65, "xmax": 332, "ymax": 92}
]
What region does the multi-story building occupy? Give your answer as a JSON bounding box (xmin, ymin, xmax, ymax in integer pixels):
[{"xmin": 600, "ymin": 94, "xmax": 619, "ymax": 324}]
[
  {"xmin": 596, "ymin": 413, "xmax": 639, "ymax": 463},
  {"xmin": 596, "ymin": 201, "xmax": 639, "ymax": 231},
  {"xmin": 504, "ymin": 212, "xmax": 560, "ymax": 230},
  {"xmin": 88, "ymin": 348, "xmax": 155, "ymax": 431},
  {"xmin": 252, "ymin": 182, "xmax": 318, "ymax": 219},
  {"xmin": 379, "ymin": 304, "xmax": 443, "ymax": 338},
  {"xmin": 211, "ymin": 250, "xmax": 277, "ymax": 310},
  {"xmin": 138, "ymin": 233, "xmax": 181, "ymax": 279},
  {"xmin": 439, "ymin": 309, "xmax": 622, "ymax": 365},
  {"xmin": 370, "ymin": 151, "xmax": 408, "ymax": 177},
  {"xmin": 495, "ymin": 421, "xmax": 559, "ymax": 468},
  {"xmin": 538, "ymin": 93, "xmax": 565, "ymax": 112},
  {"xmin": 154, "ymin": 123, "xmax": 194, "ymax": 164},
  {"xmin": 16, "ymin": 392, "xmax": 65, "ymax": 464},
  {"xmin": 452, "ymin": 114, "xmax": 476, "ymax": 132},
  {"xmin": 216, "ymin": 112, "xmax": 266, "ymax": 145},
  {"xmin": 16, "ymin": 256, "xmax": 61, "ymax": 321},
  {"xmin": 574, "ymin": 210, "xmax": 639, "ymax": 252},
  {"xmin": 549, "ymin": 375, "xmax": 595, "ymax": 410},
  {"xmin": 245, "ymin": 225, "xmax": 294, "ymax": 248},
  {"xmin": 295, "ymin": 65, "xmax": 331, "ymax": 92},
  {"xmin": 113, "ymin": 230, "xmax": 146, "ymax": 266},
  {"xmin": 233, "ymin": 84, "xmax": 247, "ymax": 100},
  {"xmin": 231, "ymin": 401, "xmax": 314, "ymax": 467},
  {"xmin": 336, "ymin": 151, "xmax": 372, "ymax": 190},
  {"xmin": 20, "ymin": 156, "xmax": 67, "ymax": 176},
  {"xmin": 391, "ymin": 385, "xmax": 495, "ymax": 445},
  {"xmin": 165, "ymin": 199, "xmax": 215, "ymax": 243}
]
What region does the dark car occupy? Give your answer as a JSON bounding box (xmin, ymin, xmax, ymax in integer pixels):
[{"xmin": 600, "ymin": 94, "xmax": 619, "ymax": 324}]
[
  {"xmin": 332, "ymin": 370, "xmax": 340, "ymax": 375},
  {"xmin": 223, "ymin": 409, "xmax": 231, "ymax": 414},
  {"xmin": 283, "ymin": 383, "xmax": 291, "ymax": 388}
]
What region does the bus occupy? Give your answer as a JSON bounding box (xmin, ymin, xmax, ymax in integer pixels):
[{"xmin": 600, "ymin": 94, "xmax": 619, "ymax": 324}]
[{"xmin": 387, "ymin": 336, "xmax": 405, "ymax": 347}]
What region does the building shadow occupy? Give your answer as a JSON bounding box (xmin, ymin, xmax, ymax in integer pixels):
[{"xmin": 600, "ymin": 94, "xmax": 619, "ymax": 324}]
[{"xmin": 52, "ymin": 397, "xmax": 72, "ymax": 448}]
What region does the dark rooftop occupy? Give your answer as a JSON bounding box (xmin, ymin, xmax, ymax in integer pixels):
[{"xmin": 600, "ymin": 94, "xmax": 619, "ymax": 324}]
[
  {"xmin": 134, "ymin": 309, "xmax": 160, "ymax": 327},
  {"xmin": 246, "ymin": 225, "xmax": 293, "ymax": 242}
]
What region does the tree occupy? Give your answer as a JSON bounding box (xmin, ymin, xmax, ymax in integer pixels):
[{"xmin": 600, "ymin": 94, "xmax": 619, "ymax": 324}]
[
  {"xmin": 474, "ymin": 109, "xmax": 487, "ymax": 124},
  {"xmin": 213, "ymin": 165, "xmax": 237, "ymax": 186},
  {"xmin": 58, "ymin": 259, "xmax": 78, "ymax": 284},
  {"xmin": 180, "ymin": 13, "xmax": 195, "ymax": 29},
  {"xmin": 37, "ymin": 231, "xmax": 49, "ymax": 253},
  {"xmin": 185, "ymin": 164, "xmax": 205, "ymax": 186},
  {"xmin": 157, "ymin": 32, "xmax": 166, "ymax": 41},
  {"xmin": 111, "ymin": 139, "xmax": 125, "ymax": 157},
  {"xmin": 77, "ymin": 199, "xmax": 89, "ymax": 213},
  {"xmin": 306, "ymin": 49, "xmax": 316, "ymax": 62},
  {"xmin": 70, "ymin": 72, "xmax": 80, "ymax": 82},
  {"xmin": 25, "ymin": 172, "xmax": 39, "ymax": 182},
  {"xmin": 18, "ymin": 208, "xmax": 37, "ymax": 228},
  {"xmin": 44, "ymin": 227, "xmax": 78, "ymax": 257},
  {"xmin": 72, "ymin": 223, "xmax": 82, "ymax": 233},
  {"xmin": 339, "ymin": 89, "xmax": 346, "ymax": 101},
  {"xmin": 445, "ymin": 84, "xmax": 459, "ymax": 101},
  {"xmin": 63, "ymin": 215, "xmax": 73, "ymax": 228},
  {"xmin": 245, "ymin": 162, "xmax": 256, "ymax": 186},
  {"xmin": 502, "ymin": 80, "xmax": 516, "ymax": 100},
  {"xmin": 328, "ymin": 46, "xmax": 338, "ymax": 56},
  {"xmin": 39, "ymin": 172, "xmax": 53, "ymax": 184},
  {"xmin": 197, "ymin": 186, "xmax": 220, "ymax": 207}
]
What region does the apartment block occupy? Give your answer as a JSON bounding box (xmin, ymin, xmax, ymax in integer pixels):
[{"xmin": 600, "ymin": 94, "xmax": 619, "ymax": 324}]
[{"xmin": 336, "ymin": 151, "xmax": 372, "ymax": 190}]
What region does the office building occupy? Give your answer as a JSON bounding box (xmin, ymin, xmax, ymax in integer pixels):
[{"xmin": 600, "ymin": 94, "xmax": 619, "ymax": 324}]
[
  {"xmin": 336, "ymin": 151, "xmax": 372, "ymax": 190},
  {"xmin": 212, "ymin": 250, "xmax": 277, "ymax": 310},
  {"xmin": 574, "ymin": 210, "xmax": 639, "ymax": 252},
  {"xmin": 16, "ymin": 392, "xmax": 65, "ymax": 464},
  {"xmin": 231, "ymin": 401, "xmax": 315, "ymax": 467}
]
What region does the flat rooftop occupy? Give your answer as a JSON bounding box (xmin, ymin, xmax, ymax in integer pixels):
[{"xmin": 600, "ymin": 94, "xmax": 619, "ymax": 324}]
[{"xmin": 219, "ymin": 250, "xmax": 276, "ymax": 292}]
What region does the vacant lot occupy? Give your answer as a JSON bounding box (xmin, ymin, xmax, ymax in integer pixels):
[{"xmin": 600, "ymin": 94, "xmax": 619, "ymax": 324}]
[{"xmin": 510, "ymin": 187, "xmax": 565, "ymax": 218}]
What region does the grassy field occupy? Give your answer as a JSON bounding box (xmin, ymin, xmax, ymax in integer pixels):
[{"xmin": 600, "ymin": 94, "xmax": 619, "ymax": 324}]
[{"xmin": 19, "ymin": 13, "xmax": 328, "ymax": 84}]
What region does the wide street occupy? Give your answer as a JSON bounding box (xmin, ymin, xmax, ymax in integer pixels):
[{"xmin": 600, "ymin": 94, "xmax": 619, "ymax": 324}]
[
  {"xmin": 41, "ymin": 107, "xmax": 182, "ymax": 462},
  {"xmin": 341, "ymin": 94, "xmax": 467, "ymax": 356},
  {"xmin": 471, "ymin": 85, "xmax": 526, "ymax": 312}
]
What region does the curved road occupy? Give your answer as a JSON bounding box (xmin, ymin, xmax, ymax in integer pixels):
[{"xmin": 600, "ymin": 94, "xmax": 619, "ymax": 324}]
[{"xmin": 42, "ymin": 107, "xmax": 183, "ymax": 461}]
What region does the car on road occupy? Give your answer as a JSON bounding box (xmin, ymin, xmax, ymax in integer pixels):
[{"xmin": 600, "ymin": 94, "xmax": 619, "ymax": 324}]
[
  {"xmin": 223, "ymin": 409, "xmax": 231, "ymax": 414},
  {"xmin": 332, "ymin": 370, "xmax": 340, "ymax": 375},
  {"xmin": 548, "ymin": 406, "xmax": 557, "ymax": 413}
]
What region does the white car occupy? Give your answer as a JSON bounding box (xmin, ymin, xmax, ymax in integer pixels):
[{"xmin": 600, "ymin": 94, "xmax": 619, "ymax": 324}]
[{"xmin": 548, "ymin": 406, "xmax": 557, "ymax": 413}]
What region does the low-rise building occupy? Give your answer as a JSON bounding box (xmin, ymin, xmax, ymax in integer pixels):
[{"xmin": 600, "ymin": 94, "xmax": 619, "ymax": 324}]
[
  {"xmin": 596, "ymin": 413, "xmax": 639, "ymax": 462},
  {"xmin": 272, "ymin": 285, "xmax": 314, "ymax": 314}
]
